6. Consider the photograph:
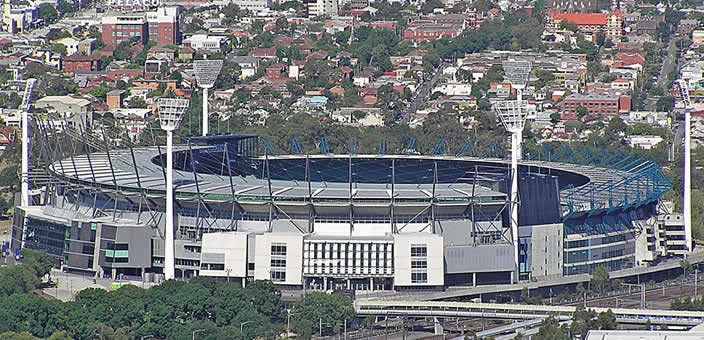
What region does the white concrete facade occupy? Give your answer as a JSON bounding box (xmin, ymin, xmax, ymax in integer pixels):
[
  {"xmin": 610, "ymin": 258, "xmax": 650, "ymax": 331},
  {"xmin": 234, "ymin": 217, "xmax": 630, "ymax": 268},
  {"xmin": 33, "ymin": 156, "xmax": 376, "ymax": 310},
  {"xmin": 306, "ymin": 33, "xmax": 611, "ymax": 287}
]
[
  {"xmin": 199, "ymin": 232, "xmax": 249, "ymax": 278},
  {"xmin": 393, "ymin": 233, "xmax": 444, "ymax": 287},
  {"xmin": 254, "ymin": 233, "xmax": 303, "ymax": 286}
]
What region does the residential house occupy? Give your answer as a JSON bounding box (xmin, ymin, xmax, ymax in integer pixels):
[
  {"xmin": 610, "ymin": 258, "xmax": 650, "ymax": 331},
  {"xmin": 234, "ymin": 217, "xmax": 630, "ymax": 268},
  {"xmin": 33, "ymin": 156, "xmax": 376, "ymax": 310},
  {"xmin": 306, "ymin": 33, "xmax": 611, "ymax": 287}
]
[
  {"xmin": 183, "ymin": 34, "xmax": 227, "ymax": 52},
  {"xmin": 106, "ymin": 90, "xmax": 125, "ymax": 110},
  {"xmin": 353, "ymin": 70, "xmax": 373, "ymax": 87},
  {"xmin": 35, "ymin": 96, "xmax": 93, "ymax": 128},
  {"xmin": 63, "ymin": 55, "xmax": 101, "ymax": 73},
  {"xmin": 55, "ymin": 37, "xmax": 81, "ymax": 55},
  {"xmin": 232, "ymin": 56, "xmax": 259, "ymax": 79},
  {"xmin": 249, "ymin": 47, "xmax": 277, "ymax": 59}
]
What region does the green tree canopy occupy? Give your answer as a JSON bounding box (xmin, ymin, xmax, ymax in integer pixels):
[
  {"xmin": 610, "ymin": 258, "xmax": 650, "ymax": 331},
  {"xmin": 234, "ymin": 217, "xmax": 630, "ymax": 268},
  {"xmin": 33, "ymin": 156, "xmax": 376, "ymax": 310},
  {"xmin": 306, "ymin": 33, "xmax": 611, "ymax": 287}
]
[
  {"xmin": 290, "ymin": 292, "xmax": 355, "ymax": 335},
  {"xmin": 39, "ymin": 4, "xmax": 59, "ymax": 24}
]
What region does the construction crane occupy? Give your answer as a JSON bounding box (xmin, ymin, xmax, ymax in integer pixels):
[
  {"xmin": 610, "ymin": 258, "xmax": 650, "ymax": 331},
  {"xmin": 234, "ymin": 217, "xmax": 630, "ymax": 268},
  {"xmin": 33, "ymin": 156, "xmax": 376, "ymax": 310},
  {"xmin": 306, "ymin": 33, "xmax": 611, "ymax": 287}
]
[
  {"xmin": 21, "ymin": 78, "xmax": 36, "ymax": 208},
  {"xmin": 674, "ymin": 79, "xmax": 692, "ymax": 252}
]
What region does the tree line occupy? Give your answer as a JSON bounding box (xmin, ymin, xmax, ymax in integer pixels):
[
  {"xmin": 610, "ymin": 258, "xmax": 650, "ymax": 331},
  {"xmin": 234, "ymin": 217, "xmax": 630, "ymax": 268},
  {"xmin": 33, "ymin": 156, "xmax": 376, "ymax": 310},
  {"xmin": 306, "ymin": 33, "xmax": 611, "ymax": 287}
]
[{"xmin": 0, "ymin": 250, "xmax": 355, "ymax": 339}]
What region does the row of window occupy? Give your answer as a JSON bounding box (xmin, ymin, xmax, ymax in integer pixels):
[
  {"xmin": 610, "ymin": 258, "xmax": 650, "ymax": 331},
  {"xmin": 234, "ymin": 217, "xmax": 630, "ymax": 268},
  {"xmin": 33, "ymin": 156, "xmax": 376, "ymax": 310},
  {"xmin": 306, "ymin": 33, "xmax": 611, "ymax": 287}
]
[
  {"xmin": 201, "ymin": 263, "xmax": 224, "ymax": 270},
  {"xmin": 410, "ymin": 244, "xmax": 428, "ymax": 284},
  {"xmin": 271, "ymin": 243, "xmax": 287, "ymax": 282}
]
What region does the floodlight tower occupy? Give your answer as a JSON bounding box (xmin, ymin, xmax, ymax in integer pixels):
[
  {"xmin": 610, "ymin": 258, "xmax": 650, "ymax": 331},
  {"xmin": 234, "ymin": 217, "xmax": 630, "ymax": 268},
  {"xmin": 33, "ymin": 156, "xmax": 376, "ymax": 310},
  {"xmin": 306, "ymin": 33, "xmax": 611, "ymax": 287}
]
[
  {"xmin": 157, "ymin": 97, "xmax": 189, "ymax": 280},
  {"xmin": 495, "ymin": 60, "xmax": 531, "ymax": 283},
  {"xmin": 675, "ymin": 79, "xmax": 693, "ymax": 252},
  {"xmin": 502, "ymin": 60, "xmax": 532, "ymax": 103},
  {"xmin": 495, "ymin": 100, "xmax": 529, "ymax": 283},
  {"xmin": 193, "ymin": 59, "xmax": 223, "ymax": 137},
  {"xmin": 20, "ymin": 78, "xmax": 36, "ymax": 207}
]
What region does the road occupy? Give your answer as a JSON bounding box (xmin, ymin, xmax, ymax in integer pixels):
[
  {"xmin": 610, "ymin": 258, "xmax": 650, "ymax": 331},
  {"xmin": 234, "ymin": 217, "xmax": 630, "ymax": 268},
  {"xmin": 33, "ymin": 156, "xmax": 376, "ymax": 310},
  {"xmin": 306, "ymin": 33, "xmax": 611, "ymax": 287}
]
[
  {"xmin": 645, "ymin": 38, "xmax": 679, "ymax": 111},
  {"xmin": 41, "ymin": 268, "xmax": 159, "ymax": 302},
  {"xmin": 403, "ymin": 63, "xmax": 448, "ymax": 123}
]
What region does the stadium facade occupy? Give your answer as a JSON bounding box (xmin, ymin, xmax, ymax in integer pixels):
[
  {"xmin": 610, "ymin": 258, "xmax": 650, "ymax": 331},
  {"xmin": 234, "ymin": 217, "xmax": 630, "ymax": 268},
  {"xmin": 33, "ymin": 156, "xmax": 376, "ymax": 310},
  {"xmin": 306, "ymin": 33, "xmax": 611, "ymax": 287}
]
[{"xmin": 11, "ymin": 133, "xmax": 686, "ymax": 291}]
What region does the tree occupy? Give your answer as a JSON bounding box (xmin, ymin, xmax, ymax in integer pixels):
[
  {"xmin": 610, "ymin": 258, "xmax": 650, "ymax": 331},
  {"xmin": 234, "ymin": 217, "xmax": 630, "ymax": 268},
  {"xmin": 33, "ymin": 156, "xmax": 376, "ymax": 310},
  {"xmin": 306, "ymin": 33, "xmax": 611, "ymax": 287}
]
[
  {"xmin": 57, "ymin": 0, "xmax": 74, "ymax": 13},
  {"xmin": 680, "ymin": 259, "xmax": 693, "ymax": 277},
  {"xmin": 275, "ymin": 16, "xmax": 289, "ymax": 31},
  {"xmin": 46, "ymin": 28, "xmax": 70, "ymax": 41},
  {"xmin": 88, "ymin": 83, "xmax": 109, "ymax": 102},
  {"xmin": 656, "ymin": 96, "xmax": 675, "ymax": 112},
  {"xmin": 536, "ymin": 317, "xmax": 569, "ymax": 340},
  {"xmin": 596, "ymin": 310, "xmax": 617, "ymax": 330},
  {"xmin": 113, "ymin": 41, "xmax": 132, "ymax": 61},
  {"xmin": 576, "ymin": 105, "xmax": 588, "ymax": 120},
  {"xmin": 50, "ymin": 43, "xmax": 68, "ymax": 56},
  {"xmin": 550, "ymin": 112, "xmax": 561, "ymax": 124},
  {"xmin": 0, "ymin": 165, "xmax": 18, "ymax": 190},
  {"xmin": 421, "ymin": 0, "xmax": 444, "ymax": 13},
  {"xmin": 559, "ymin": 20, "xmax": 579, "ymax": 32},
  {"xmin": 126, "ymin": 97, "xmax": 147, "ymax": 109},
  {"xmin": 596, "ymin": 31, "xmax": 606, "ymax": 47},
  {"xmin": 222, "ymin": 3, "xmax": 241, "ymax": 25},
  {"xmin": 290, "ymin": 292, "xmax": 355, "ymax": 335},
  {"xmin": 590, "ymin": 266, "xmax": 610, "ymax": 293},
  {"xmin": 39, "ymin": 4, "xmax": 58, "ymax": 24}
]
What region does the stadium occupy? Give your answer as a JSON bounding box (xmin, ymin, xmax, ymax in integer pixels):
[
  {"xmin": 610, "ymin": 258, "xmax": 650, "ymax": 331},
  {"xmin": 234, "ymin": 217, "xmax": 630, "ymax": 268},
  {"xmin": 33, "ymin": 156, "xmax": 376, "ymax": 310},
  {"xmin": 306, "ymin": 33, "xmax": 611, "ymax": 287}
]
[{"xmin": 11, "ymin": 125, "xmax": 683, "ymax": 291}]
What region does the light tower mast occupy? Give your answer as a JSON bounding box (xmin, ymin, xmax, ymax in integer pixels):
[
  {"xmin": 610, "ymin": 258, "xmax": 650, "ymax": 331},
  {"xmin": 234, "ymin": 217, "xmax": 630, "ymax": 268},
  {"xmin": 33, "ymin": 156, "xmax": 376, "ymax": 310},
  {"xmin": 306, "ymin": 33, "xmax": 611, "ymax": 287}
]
[
  {"xmin": 157, "ymin": 97, "xmax": 189, "ymax": 280},
  {"xmin": 494, "ymin": 60, "xmax": 532, "ymax": 283},
  {"xmin": 675, "ymin": 79, "xmax": 693, "ymax": 252},
  {"xmin": 20, "ymin": 78, "xmax": 36, "ymax": 208},
  {"xmin": 193, "ymin": 59, "xmax": 223, "ymax": 137}
]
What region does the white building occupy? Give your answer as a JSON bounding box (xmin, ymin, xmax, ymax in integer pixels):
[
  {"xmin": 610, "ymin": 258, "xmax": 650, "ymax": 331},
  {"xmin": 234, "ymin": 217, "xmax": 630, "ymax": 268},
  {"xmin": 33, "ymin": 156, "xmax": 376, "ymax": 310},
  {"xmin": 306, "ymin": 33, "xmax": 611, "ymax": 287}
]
[
  {"xmin": 54, "ymin": 37, "xmax": 80, "ymax": 55},
  {"xmin": 433, "ymin": 82, "xmax": 472, "ymax": 96},
  {"xmin": 198, "ymin": 230, "xmax": 444, "ymax": 290},
  {"xmin": 232, "ymin": 0, "xmax": 272, "ymax": 13},
  {"xmin": 232, "ymin": 56, "xmax": 259, "ymax": 80},
  {"xmin": 183, "ymin": 34, "xmax": 226, "ymax": 52},
  {"xmin": 626, "ymin": 135, "xmax": 663, "ymax": 150},
  {"xmin": 309, "ymin": 0, "xmax": 338, "ymax": 17}
]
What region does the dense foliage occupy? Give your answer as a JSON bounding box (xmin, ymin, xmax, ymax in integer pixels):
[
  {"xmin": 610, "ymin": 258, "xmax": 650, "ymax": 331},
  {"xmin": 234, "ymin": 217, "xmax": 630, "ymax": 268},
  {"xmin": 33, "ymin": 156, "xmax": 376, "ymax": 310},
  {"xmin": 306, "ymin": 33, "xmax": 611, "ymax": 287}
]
[
  {"xmin": 290, "ymin": 292, "xmax": 356, "ymax": 337},
  {"xmin": 0, "ymin": 276, "xmax": 284, "ymax": 339},
  {"xmin": 0, "ymin": 254, "xmax": 358, "ymax": 339},
  {"xmin": 535, "ymin": 308, "xmax": 617, "ymax": 340}
]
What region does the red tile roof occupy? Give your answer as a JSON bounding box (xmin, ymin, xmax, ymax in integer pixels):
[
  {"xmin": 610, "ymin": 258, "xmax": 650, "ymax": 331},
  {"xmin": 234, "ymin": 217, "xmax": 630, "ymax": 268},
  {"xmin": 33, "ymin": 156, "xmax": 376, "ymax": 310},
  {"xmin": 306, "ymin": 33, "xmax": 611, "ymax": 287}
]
[{"xmin": 549, "ymin": 11, "xmax": 607, "ymax": 25}]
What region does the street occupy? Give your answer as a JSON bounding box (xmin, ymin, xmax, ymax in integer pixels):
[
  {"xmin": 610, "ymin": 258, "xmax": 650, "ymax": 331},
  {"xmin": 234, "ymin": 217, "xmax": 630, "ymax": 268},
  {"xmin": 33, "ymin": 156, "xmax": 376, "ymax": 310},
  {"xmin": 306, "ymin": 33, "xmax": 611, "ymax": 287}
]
[
  {"xmin": 645, "ymin": 37, "xmax": 679, "ymax": 111},
  {"xmin": 402, "ymin": 63, "xmax": 449, "ymax": 122}
]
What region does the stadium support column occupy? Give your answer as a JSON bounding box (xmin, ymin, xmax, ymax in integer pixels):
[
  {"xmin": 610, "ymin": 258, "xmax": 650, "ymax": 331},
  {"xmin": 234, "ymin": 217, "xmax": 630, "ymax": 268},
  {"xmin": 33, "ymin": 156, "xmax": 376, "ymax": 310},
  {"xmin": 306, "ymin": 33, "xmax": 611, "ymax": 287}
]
[
  {"xmin": 20, "ymin": 79, "xmax": 36, "ymax": 207},
  {"xmin": 165, "ymin": 130, "xmax": 175, "ymax": 280},
  {"xmin": 675, "ymin": 79, "xmax": 693, "ymax": 252},
  {"xmin": 510, "ymin": 129, "xmax": 521, "ymax": 282},
  {"xmin": 21, "ymin": 107, "xmax": 29, "ymax": 206},
  {"xmin": 202, "ymin": 87, "xmax": 208, "ymax": 136},
  {"xmin": 157, "ymin": 98, "xmax": 189, "ymax": 281},
  {"xmin": 494, "ymin": 99, "xmax": 528, "ymax": 283},
  {"xmin": 684, "ymin": 109, "xmax": 692, "ymax": 251}
]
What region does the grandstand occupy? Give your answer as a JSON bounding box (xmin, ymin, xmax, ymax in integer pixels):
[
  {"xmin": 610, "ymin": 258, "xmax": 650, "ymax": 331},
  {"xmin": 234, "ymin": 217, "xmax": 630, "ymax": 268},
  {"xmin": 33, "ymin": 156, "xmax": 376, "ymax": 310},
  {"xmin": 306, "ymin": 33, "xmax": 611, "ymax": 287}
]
[{"xmin": 10, "ymin": 120, "xmax": 685, "ymax": 291}]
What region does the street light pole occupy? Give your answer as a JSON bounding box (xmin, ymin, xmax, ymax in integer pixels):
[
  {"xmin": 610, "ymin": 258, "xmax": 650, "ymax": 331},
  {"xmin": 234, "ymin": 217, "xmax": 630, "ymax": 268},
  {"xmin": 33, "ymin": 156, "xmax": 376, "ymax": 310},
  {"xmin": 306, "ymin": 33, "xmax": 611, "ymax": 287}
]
[
  {"xmin": 286, "ymin": 309, "xmax": 298, "ymax": 336},
  {"xmin": 240, "ymin": 320, "xmax": 254, "ymax": 334},
  {"xmin": 192, "ymin": 329, "xmax": 205, "ymax": 340}
]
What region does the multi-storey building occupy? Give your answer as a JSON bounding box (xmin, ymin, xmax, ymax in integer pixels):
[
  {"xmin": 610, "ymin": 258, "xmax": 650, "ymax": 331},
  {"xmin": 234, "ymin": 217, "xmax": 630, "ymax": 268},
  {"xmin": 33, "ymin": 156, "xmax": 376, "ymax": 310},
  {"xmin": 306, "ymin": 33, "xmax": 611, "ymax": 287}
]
[
  {"xmin": 101, "ymin": 7, "xmax": 179, "ymax": 48},
  {"xmin": 101, "ymin": 14, "xmax": 147, "ymax": 48},
  {"xmin": 546, "ymin": 10, "xmax": 623, "ymax": 40},
  {"xmin": 561, "ymin": 93, "xmax": 630, "ymax": 120},
  {"xmin": 308, "ymin": 0, "xmax": 338, "ymax": 17},
  {"xmin": 146, "ymin": 7, "xmax": 179, "ymax": 46},
  {"xmin": 403, "ymin": 23, "xmax": 462, "ymax": 42},
  {"xmin": 62, "ymin": 55, "xmax": 101, "ymax": 73},
  {"xmin": 233, "ymin": 0, "xmax": 272, "ymax": 13}
]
